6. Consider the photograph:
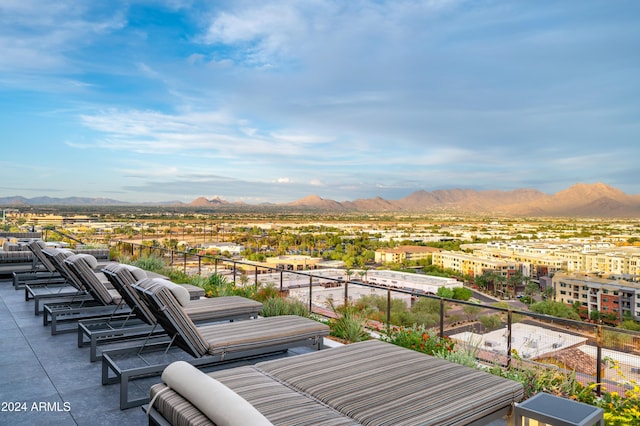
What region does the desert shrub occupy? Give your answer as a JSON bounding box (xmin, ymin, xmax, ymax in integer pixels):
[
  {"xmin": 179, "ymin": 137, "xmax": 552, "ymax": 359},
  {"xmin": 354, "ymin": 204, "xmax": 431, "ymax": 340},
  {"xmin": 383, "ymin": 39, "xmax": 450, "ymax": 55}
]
[
  {"xmin": 260, "ymin": 296, "xmax": 310, "ymax": 317},
  {"xmin": 478, "ymin": 314, "xmax": 502, "ymax": 330},
  {"xmin": 130, "ymin": 255, "xmax": 165, "ymax": 272},
  {"xmin": 328, "ymin": 301, "xmax": 370, "ymax": 343},
  {"xmin": 201, "ymin": 273, "xmax": 237, "ymax": 297},
  {"xmin": 254, "ymin": 284, "xmax": 280, "ymax": 302}
]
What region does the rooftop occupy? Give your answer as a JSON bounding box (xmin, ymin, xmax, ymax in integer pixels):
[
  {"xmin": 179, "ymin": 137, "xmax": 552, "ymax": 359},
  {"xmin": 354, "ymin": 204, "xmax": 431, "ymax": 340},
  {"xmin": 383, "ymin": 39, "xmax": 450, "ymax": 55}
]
[{"xmin": 0, "ymin": 277, "xmax": 321, "ymax": 425}]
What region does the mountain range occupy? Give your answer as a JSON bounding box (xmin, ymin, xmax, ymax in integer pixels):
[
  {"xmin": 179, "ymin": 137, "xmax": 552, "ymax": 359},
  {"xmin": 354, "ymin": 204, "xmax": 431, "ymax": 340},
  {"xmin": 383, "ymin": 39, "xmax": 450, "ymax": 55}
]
[{"xmin": 2, "ymin": 183, "xmax": 640, "ymax": 217}]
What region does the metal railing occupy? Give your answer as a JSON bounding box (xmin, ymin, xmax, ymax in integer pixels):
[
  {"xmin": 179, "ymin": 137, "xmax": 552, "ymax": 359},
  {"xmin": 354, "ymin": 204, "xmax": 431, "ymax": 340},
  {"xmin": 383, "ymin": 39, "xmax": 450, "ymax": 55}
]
[{"xmin": 116, "ymin": 241, "xmax": 640, "ymax": 393}]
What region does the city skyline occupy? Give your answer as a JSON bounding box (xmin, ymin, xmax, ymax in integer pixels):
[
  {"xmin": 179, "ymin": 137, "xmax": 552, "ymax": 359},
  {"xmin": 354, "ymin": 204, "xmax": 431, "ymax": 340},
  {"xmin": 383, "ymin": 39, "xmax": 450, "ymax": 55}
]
[{"xmin": 1, "ymin": 1, "xmax": 639, "ymax": 204}]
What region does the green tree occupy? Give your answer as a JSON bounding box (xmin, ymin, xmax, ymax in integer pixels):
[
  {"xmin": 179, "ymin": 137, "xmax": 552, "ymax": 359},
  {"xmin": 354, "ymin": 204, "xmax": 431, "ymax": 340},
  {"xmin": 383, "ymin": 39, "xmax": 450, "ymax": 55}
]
[
  {"xmin": 529, "ymin": 300, "xmax": 581, "ymax": 320},
  {"xmin": 437, "ymin": 287, "xmax": 454, "ymax": 299},
  {"xmin": 452, "ymin": 287, "xmax": 472, "ymax": 301}
]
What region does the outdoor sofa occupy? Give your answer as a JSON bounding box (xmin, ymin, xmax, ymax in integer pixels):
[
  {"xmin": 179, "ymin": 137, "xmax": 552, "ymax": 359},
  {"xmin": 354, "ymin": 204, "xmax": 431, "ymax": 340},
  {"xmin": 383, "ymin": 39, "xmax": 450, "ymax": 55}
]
[
  {"xmin": 147, "ymin": 339, "xmax": 525, "ymax": 426},
  {"xmin": 0, "ymin": 239, "xmax": 35, "ymax": 275}
]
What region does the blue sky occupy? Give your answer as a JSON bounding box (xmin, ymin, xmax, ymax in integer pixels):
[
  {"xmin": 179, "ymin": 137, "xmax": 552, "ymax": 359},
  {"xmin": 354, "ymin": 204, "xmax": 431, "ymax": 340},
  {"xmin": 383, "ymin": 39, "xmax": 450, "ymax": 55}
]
[{"xmin": 1, "ymin": 0, "xmax": 639, "ymax": 204}]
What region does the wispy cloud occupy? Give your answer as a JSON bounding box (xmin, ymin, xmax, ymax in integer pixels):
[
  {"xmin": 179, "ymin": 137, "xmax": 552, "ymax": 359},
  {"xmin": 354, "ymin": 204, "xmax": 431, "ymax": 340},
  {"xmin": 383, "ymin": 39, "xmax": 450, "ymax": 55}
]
[{"xmin": 1, "ymin": 1, "xmax": 639, "ymax": 202}]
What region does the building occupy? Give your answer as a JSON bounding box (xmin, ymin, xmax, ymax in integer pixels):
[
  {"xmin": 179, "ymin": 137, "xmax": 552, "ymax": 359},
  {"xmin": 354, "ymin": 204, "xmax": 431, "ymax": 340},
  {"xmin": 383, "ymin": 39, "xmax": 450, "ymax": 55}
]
[
  {"xmin": 374, "ymin": 245, "xmax": 440, "ymax": 264},
  {"xmin": 431, "ymin": 250, "xmax": 517, "ymax": 278},
  {"xmin": 552, "ymin": 272, "xmax": 640, "ymax": 321},
  {"xmin": 201, "ymin": 242, "xmax": 245, "ymax": 256}
]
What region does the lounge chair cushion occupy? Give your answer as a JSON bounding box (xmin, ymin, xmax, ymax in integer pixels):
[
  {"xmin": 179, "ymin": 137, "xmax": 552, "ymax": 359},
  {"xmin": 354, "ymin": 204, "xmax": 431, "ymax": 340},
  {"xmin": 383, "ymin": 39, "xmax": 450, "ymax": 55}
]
[
  {"xmin": 197, "ymin": 315, "xmax": 329, "ymax": 357},
  {"xmin": 151, "ymin": 365, "xmax": 358, "ymax": 426},
  {"xmin": 137, "ymin": 277, "xmax": 191, "ymax": 307},
  {"xmin": 65, "ymin": 254, "xmax": 120, "ymax": 305},
  {"xmin": 161, "ymin": 361, "xmax": 273, "ymax": 426},
  {"xmin": 123, "ymin": 264, "xmax": 148, "ymax": 281},
  {"xmin": 183, "ymin": 296, "xmax": 262, "ymax": 323},
  {"xmin": 102, "ymin": 263, "xmax": 157, "ymax": 324},
  {"xmin": 28, "ymin": 240, "xmax": 57, "ymax": 272},
  {"xmin": 256, "ymin": 339, "xmax": 525, "ymax": 425}
]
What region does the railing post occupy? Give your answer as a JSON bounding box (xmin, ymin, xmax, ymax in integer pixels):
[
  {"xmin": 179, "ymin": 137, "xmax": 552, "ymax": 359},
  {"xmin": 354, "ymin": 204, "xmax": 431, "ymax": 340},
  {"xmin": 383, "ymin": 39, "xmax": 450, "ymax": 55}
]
[
  {"xmin": 507, "ymin": 310, "xmax": 513, "ymax": 369},
  {"xmin": 214, "ymin": 258, "xmax": 218, "ymax": 275},
  {"xmin": 308, "ymin": 275, "xmax": 313, "ymax": 313},
  {"xmin": 198, "ymin": 255, "xmax": 202, "ymax": 275},
  {"xmin": 279, "ymin": 270, "xmax": 283, "ymax": 292},
  {"xmin": 439, "ymin": 298, "xmax": 445, "ymax": 338},
  {"xmin": 183, "ymin": 252, "xmax": 187, "ymax": 273},
  {"xmin": 344, "ymin": 281, "xmax": 349, "ymax": 307},
  {"xmin": 171, "ymin": 250, "xmax": 174, "ymax": 266},
  {"xmin": 254, "ymin": 266, "xmax": 258, "ymax": 291},
  {"xmin": 596, "ymin": 325, "xmax": 603, "ymax": 396},
  {"xmin": 233, "ymin": 262, "xmax": 237, "ymax": 284},
  {"xmin": 386, "ymin": 288, "xmax": 391, "ymax": 329}
]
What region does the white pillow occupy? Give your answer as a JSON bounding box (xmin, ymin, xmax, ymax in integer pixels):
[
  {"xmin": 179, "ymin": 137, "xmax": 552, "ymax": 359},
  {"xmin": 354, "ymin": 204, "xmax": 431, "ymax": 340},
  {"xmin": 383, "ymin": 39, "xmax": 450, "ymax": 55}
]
[
  {"xmin": 123, "ymin": 264, "xmax": 148, "ymax": 281},
  {"xmin": 161, "ymin": 361, "xmax": 273, "ymax": 426},
  {"xmin": 153, "ymin": 278, "xmax": 190, "ymax": 307},
  {"xmin": 69, "ymin": 253, "xmax": 98, "ymax": 269}
]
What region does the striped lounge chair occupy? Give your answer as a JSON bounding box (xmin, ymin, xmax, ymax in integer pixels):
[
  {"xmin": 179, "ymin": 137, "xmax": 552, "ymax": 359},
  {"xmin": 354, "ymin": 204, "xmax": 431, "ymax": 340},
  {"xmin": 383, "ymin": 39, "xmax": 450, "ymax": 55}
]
[
  {"xmin": 78, "ymin": 264, "xmax": 263, "ymax": 362},
  {"xmin": 40, "ymin": 253, "xmax": 130, "ymax": 334},
  {"xmin": 102, "ymin": 278, "xmax": 329, "ymax": 409}
]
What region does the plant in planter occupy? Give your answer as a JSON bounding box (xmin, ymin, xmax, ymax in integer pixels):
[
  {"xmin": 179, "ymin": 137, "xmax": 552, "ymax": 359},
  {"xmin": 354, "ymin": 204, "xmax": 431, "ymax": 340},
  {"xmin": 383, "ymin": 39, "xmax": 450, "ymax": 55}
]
[
  {"xmin": 260, "ymin": 295, "xmax": 310, "ymax": 317},
  {"xmin": 381, "ymin": 325, "xmax": 455, "ymax": 356},
  {"xmin": 328, "ymin": 300, "xmax": 370, "ymax": 343}
]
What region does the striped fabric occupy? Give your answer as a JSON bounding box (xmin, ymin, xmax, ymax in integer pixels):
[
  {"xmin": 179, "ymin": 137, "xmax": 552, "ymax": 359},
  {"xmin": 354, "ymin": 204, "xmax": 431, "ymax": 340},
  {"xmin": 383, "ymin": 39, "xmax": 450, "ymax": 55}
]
[
  {"xmin": 65, "ymin": 254, "xmax": 118, "ymax": 305},
  {"xmin": 43, "ymin": 249, "xmax": 85, "ymax": 291},
  {"xmin": 150, "ymin": 340, "xmax": 524, "ymax": 426},
  {"xmin": 135, "ymin": 281, "xmax": 329, "ymax": 359},
  {"xmin": 102, "ymin": 263, "xmax": 157, "ymax": 324},
  {"xmin": 74, "ymin": 248, "xmax": 110, "ymax": 261},
  {"xmin": 27, "ymin": 240, "xmax": 57, "ymax": 272},
  {"xmin": 150, "ymin": 365, "xmax": 359, "ymax": 426},
  {"xmin": 183, "ymin": 296, "xmax": 261, "ymax": 322},
  {"xmin": 256, "ymin": 339, "xmax": 525, "ymax": 426},
  {"xmin": 137, "ymin": 283, "xmax": 211, "ymax": 357},
  {"xmin": 197, "ymin": 315, "xmax": 329, "ymax": 356},
  {"xmin": 0, "ymin": 251, "xmax": 33, "ymax": 262},
  {"xmin": 133, "ymin": 277, "xmax": 262, "ymax": 323}
]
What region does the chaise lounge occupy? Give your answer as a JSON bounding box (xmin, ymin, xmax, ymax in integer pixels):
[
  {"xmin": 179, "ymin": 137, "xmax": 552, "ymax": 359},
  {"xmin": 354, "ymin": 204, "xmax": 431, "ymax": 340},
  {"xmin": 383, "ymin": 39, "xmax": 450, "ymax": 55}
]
[
  {"xmin": 78, "ymin": 263, "xmax": 263, "ymax": 362},
  {"xmin": 41, "ymin": 253, "xmax": 131, "ymax": 334},
  {"xmin": 102, "ymin": 278, "xmax": 330, "ymax": 409},
  {"xmin": 147, "ymin": 339, "xmax": 525, "ymax": 426}
]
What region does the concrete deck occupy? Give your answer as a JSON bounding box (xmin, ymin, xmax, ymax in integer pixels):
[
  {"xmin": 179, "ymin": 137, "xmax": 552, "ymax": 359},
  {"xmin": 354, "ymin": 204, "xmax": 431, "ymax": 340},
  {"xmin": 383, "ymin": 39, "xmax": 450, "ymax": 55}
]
[
  {"xmin": 0, "ymin": 275, "xmax": 509, "ymax": 426},
  {"xmin": 0, "ymin": 277, "xmax": 316, "ymax": 425}
]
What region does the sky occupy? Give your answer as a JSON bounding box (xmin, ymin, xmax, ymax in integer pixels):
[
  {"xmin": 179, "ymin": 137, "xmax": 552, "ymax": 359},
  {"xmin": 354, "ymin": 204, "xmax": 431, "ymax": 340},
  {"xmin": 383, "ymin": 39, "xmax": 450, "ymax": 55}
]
[{"xmin": 1, "ymin": 0, "xmax": 639, "ymax": 204}]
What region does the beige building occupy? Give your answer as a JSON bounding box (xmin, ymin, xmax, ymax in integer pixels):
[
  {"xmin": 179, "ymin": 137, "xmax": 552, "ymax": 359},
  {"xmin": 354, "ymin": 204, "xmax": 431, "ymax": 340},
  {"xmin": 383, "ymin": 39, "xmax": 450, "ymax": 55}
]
[
  {"xmin": 374, "ymin": 245, "xmax": 439, "ymax": 264},
  {"xmin": 469, "ymin": 240, "xmax": 640, "ymax": 279},
  {"xmin": 431, "ymin": 251, "xmax": 516, "ymax": 278}
]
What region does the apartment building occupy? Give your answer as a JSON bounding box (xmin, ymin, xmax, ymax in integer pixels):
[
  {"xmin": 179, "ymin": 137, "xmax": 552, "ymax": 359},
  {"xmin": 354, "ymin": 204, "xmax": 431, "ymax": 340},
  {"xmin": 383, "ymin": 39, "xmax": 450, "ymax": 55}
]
[
  {"xmin": 431, "ymin": 250, "xmax": 517, "ymax": 278},
  {"xmin": 374, "ymin": 245, "xmax": 439, "ymax": 264},
  {"xmin": 471, "ymin": 240, "xmax": 640, "ymax": 278},
  {"xmin": 552, "ymin": 272, "xmax": 640, "ymax": 321}
]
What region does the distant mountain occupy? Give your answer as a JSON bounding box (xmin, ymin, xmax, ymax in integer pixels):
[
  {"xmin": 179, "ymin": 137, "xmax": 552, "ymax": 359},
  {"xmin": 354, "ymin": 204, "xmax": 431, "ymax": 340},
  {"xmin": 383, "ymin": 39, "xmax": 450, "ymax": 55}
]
[
  {"xmin": 0, "ymin": 196, "xmax": 128, "ymax": 206},
  {"xmin": 188, "ymin": 196, "xmax": 247, "ymax": 208},
  {"xmin": 2, "ymin": 182, "xmax": 639, "ymax": 217},
  {"xmin": 189, "ymin": 196, "xmax": 228, "ymax": 207},
  {"xmin": 282, "ymin": 183, "xmax": 640, "ymax": 217},
  {"xmin": 285, "ymin": 194, "xmax": 347, "ymax": 210}
]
